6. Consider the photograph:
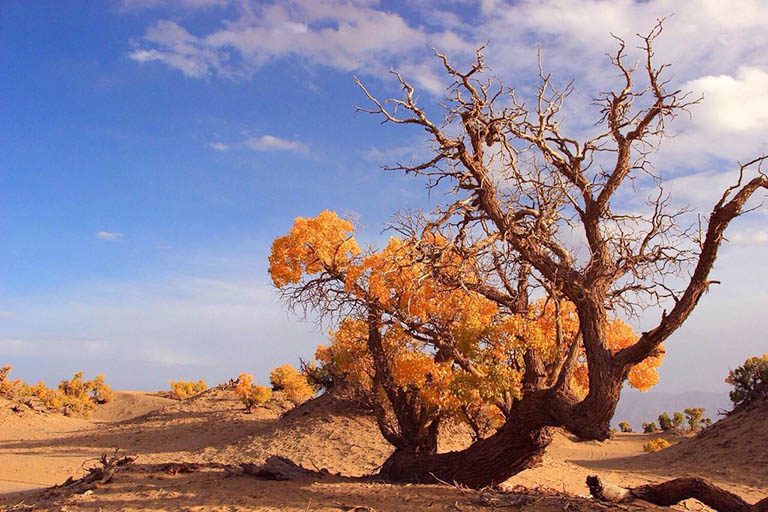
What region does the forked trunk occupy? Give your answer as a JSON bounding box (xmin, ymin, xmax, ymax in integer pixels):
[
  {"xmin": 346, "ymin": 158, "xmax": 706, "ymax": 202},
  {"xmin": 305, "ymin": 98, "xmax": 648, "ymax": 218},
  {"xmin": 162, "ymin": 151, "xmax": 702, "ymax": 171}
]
[{"xmin": 379, "ymin": 421, "xmax": 553, "ymax": 488}]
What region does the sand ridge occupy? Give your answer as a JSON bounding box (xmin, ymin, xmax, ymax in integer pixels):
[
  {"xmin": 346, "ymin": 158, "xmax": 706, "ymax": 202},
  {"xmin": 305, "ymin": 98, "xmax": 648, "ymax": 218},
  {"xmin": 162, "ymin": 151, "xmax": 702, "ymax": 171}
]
[{"xmin": 0, "ymin": 389, "xmax": 765, "ymax": 511}]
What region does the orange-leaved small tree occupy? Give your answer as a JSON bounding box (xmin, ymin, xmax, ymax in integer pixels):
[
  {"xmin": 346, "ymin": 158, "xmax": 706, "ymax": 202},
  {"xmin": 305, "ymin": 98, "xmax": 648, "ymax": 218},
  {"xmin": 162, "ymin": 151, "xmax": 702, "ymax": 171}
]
[
  {"xmin": 234, "ymin": 372, "xmax": 272, "ymax": 412},
  {"xmin": 269, "ymin": 363, "xmax": 313, "ymax": 405}
]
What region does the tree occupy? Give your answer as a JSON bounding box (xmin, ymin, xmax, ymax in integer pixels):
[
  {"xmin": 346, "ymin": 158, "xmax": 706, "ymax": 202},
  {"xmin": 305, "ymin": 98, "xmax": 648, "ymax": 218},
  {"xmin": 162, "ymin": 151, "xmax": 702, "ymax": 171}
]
[
  {"xmin": 726, "ymin": 354, "xmax": 768, "ymax": 406},
  {"xmin": 270, "ymin": 20, "xmax": 767, "ymax": 488},
  {"xmin": 618, "ymin": 421, "xmax": 632, "ymax": 433},
  {"xmin": 642, "ymin": 422, "xmax": 658, "ymax": 433},
  {"xmin": 684, "ymin": 407, "xmax": 705, "ymax": 432}
]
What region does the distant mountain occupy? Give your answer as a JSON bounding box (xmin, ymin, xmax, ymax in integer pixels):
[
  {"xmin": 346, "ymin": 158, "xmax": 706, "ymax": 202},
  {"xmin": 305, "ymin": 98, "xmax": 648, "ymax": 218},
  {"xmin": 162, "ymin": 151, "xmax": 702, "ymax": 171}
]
[{"xmin": 613, "ymin": 389, "xmax": 732, "ymax": 431}]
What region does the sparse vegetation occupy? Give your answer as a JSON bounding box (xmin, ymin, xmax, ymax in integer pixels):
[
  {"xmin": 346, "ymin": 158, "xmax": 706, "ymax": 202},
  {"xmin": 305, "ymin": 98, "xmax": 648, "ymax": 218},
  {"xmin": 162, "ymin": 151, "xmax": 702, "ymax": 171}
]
[
  {"xmin": 234, "ymin": 372, "xmax": 272, "ymax": 413},
  {"xmin": 269, "ymin": 363, "xmax": 313, "ymax": 405},
  {"xmin": 684, "ymin": 407, "xmax": 705, "ymax": 432},
  {"xmin": 643, "ymin": 438, "xmax": 672, "ymax": 452},
  {"xmin": 168, "ymin": 379, "xmax": 207, "ymax": 400},
  {"xmin": 726, "ymin": 353, "xmax": 768, "ymax": 406},
  {"xmin": 618, "ymin": 421, "xmax": 632, "ymax": 433},
  {"xmin": 0, "ymin": 365, "xmax": 112, "ymax": 417},
  {"xmin": 642, "ymin": 422, "xmax": 658, "ymax": 433}
]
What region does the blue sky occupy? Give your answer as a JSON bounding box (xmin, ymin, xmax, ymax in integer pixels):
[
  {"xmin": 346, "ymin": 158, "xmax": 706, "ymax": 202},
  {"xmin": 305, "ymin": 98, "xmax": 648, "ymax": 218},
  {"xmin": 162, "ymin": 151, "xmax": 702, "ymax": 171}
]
[{"xmin": 1, "ymin": 0, "xmax": 767, "ymax": 393}]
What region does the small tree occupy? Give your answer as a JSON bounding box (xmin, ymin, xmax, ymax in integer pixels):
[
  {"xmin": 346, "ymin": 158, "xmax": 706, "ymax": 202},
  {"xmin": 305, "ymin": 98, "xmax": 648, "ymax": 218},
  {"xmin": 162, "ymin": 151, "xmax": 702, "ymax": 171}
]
[
  {"xmin": 725, "ymin": 353, "xmax": 768, "ymax": 406},
  {"xmin": 618, "ymin": 421, "xmax": 632, "ymax": 433},
  {"xmin": 672, "ymin": 411, "xmax": 685, "ymax": 432},
  {"xmin": 658, "ymin": 412, "xmax": 673, "ymax": 431},
  {"xmin": 684, "ymin": 407, "xmax": 705, "ymax": 432},
  {"xmin": 269, "ymin": 363, "xmax": 314, "ymax": 405},
  {"xmin": 642, "ymin": 422, "xmax": 658, "ymax": 433},
  {"xmin": 234, "ymin": 373, "xmax": 272, "ymax": 413}
]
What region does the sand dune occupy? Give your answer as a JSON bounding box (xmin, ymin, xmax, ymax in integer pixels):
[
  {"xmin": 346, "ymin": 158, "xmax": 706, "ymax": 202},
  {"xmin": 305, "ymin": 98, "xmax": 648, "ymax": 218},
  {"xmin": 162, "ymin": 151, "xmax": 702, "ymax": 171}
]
[{"xmin": 0, "ymin": 390, "xmax": 765, "ymax": 511}]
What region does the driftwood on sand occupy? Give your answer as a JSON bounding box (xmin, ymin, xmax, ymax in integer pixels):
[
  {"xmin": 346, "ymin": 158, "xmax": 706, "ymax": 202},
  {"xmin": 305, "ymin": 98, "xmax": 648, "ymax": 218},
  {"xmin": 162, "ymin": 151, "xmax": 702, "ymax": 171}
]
[{"xmin": 587, "ymin": 475, "xmax": 768, "ymax": 511}]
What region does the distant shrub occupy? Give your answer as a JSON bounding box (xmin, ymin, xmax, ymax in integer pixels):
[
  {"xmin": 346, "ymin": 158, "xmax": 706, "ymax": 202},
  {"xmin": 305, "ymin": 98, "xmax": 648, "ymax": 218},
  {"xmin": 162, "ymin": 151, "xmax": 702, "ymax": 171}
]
[
  {"xmin": 168, "ymin": 379, "xmax": 207, "ymax": 400},
  {"xmin": 642, "ymin": 422, "xmax": 658, "ymax": 433},
  {"xmin": 234, "ymin": 373, "xmax": 272, "ymax": 413},
  {"xmin": 725, "ymin": 353, "xmax": 768, "ymax": 406},
  {"xmin": 657, "ymin": 412, "xmax": 673, "ymax": 431},
  {"xmin": 57, "ymin": 371, "xmax": 114, "ymax": 417},
  {"xmin": 269, "ymin": 363, "xmax": 313, "ymax": 405},
  {"xmin": 643, "ymin": 437, "xmax": 671, "ymax": 452},
  {"xmin": 1, "ymin": 368, "xmax": 114, "ymax": 418},
  {"xmin": 684, "ymin": 407, "xmax": 705, "ymax": 432},
  {"xmin": 618, "ymin": 421, "xmax": 632, "ymax": 433}
]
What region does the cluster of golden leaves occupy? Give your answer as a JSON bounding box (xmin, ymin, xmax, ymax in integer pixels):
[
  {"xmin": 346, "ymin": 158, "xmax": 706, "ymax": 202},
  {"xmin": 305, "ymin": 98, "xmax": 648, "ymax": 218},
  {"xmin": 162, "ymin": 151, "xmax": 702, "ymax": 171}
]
[
  {"xmin": 168, "ymin": 379, "xmax": 207, "ymax": 400},
  {"xmin": 234, "ymin": 372, "xmax": 272, "ymax": 412},
  {"xmin": 270, "ymin": 211, "xmax": 663, "ymax": 427},
  {"xmin": 0, "ymin": 366, "xmax": 113, "ymax": 418},
  {"xmin": 269, "ymin": 363, "xmax": 314, "ymax": 405}
]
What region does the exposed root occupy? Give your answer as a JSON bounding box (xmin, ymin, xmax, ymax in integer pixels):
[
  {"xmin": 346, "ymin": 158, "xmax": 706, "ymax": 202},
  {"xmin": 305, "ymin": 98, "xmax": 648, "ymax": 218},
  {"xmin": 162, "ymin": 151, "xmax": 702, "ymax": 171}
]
[{"xmin": 587, "ymin": 475, "xmax": 768, "ymax": 511}]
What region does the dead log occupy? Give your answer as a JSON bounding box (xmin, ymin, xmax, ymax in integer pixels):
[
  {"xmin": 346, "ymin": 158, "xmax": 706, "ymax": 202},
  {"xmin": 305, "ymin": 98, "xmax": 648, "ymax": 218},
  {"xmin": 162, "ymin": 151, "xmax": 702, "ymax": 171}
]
[
  {"xmin": 587, "ymin": 475, "xmax": 768, "ymax": 511},
  {"xmin": 241, "ymin": 455, "xmax": 330, "ymax": 481}
]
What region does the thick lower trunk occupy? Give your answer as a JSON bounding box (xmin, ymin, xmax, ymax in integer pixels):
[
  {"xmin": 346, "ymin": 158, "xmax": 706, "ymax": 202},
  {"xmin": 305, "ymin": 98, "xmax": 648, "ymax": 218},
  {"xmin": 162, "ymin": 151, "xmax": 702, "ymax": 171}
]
[{"xmin": 378, "ymin": 421, "xmax": 553, "ymax": 488}]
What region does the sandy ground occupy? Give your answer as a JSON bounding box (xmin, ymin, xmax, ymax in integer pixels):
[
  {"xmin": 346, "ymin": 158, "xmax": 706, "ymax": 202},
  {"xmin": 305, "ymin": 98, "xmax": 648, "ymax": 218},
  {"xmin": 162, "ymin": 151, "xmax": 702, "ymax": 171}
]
[{"xmin": 0, "ymin": 390, "xmax": 765, "ymax": 511}]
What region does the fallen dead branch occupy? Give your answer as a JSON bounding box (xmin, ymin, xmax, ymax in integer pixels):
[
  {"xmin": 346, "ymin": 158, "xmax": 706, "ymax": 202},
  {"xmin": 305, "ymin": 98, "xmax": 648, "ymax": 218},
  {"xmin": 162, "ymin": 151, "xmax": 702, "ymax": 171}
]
[
  {"xmin": 240, "ymin": 455, "xmax": 332, "ymax": 481},
  {"xmin": 47, "ymin": 450, "xmax": 135, "ymax": 494},
  {"xmin": 587, "ymin": 475, "xmax": 768, "ymax": 511}
]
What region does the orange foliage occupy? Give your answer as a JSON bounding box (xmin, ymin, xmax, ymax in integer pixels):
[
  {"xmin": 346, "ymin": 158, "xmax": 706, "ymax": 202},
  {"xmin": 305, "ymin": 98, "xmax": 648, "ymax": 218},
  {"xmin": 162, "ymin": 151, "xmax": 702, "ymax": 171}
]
[
  {"xmin": 234, "ymin": 372, "xmax": 272, "ymax": 412},
  {"xmin": 168, "ymin": 379, "xmax": 207, "ymax": 400},
  {"xmin": 271, "ymin": 211, "xmax": 665, "ymax": 433},
  {"xmin": 0, "ymin": 367, "xmax": 113, "ymax": 418},
  {"xmin": 269, "ymin": 363, "xmax": 313, "ymax": 405},
  {"xmin": 268, "ymin": 210, "xmax": 360, "ymax": 287}
]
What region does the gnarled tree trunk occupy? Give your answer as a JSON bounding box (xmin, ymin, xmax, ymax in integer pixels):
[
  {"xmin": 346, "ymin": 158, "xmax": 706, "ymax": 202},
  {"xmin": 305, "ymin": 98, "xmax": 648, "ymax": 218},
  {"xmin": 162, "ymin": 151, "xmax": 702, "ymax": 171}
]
[{"xmin": 380, "ymin": 420, "xmax": 553, "ymax": 488}]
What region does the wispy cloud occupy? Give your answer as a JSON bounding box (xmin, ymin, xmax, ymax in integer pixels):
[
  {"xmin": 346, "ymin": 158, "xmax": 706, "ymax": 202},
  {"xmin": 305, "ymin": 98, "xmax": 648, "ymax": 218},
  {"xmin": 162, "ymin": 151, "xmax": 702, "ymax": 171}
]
[
  {"xmin": 210, "ymin": 134, "xmax": 309, "ymax": 154},
  {"xmin": 96, "ymin": 231, "xmax": 123, "ymax": 241}
]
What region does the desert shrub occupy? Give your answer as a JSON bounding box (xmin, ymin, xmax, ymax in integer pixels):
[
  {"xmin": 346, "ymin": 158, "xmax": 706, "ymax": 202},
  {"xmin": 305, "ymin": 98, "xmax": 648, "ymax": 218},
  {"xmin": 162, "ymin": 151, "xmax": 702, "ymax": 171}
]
[
  {"xmin": 58, "ymin": 372, "xmax": 101, "ymax": 417},
  {"xmin": 618, "ymin": 421, "xmax": 632, "ymax": 433},
  {"xmin": 725, "ymin": 353, "xmax": 768, "ymax": 406},
  {"xmin": 657, "ymin": 412, "xmax": 672, "ymax": 431},
  {"xmin": 234, "ymin": 373, "xmax": 272, "ymax": 412},
  {"xmin": 642, "ymin": 422, "xmax": 658, "ymax": 433},
  {"xmin": 701, "ymin": 417, "xmax": 712, "ymax": 428},
  {"xmin": 168, "ymin": 379, "xmax": 207, "ymax": 400},
  {"xmin": 643, "ymin": 437, "xmax": 671, "ymax": 452},
  {"xmin": 269, "ymin": 363, "xmax": 313, "ymax": 405},
  {"xmin": 0, "ymin": 367, "xmax": 111, "ymax": 417},
  {"xmin": 684, "ymin": 407, "xmax": 705, "ymax": 432}
]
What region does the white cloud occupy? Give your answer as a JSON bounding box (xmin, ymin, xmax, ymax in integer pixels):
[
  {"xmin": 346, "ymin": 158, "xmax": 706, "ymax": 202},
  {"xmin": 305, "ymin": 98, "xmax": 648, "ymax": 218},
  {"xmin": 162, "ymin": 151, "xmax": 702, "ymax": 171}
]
[
  {"xmin": 729, "ymin": 229, "xmax": 768, "ymax": 246},
  {"xmin": 96, "ymin": 231, "xmax": 123, "ymax": 241},
  {"xmin": 210, "ymin": 134, "xmax": 309, "ymax": 154},
  {"xmin": 128, "ymin": 1, "xmax": 445, "ymax": 82},
  {"xmin": 684, "ymin": 67, "xmax": 768, "ymax": 132},
  {"xmin": 244, "ymin": 135, "xmax": 307, "ymax": 152}
]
